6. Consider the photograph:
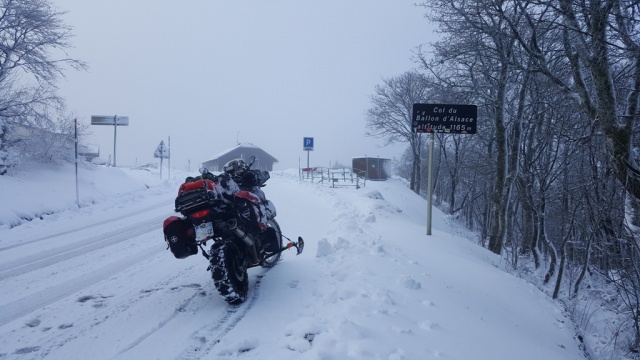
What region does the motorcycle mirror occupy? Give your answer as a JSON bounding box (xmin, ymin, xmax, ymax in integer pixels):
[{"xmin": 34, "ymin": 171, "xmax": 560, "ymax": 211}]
[
  {"xmin": 199, "ymin": 167, "xmax": 209, "ymax": 175},
  {"xmin": 248, "ymin": 155, "xmax": 256, "ymax": 167}
]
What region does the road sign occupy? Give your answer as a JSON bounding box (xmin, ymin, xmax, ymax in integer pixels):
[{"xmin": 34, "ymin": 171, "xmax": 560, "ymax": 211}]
[
  {"xmin": 412, "ymin": 104, "xmax": 477, "ymax": 134},
  {"xmin": 303, "ymin": 137, "xmax": 314, "ymax": 151},
  {"xmin": 412, "ymin": 103, "xmax": 477, "ymax": 236},
  {"xmin": 91, "ymin": 114, "xmax": 129, "ymax": 167},
  {"xmin": 154, "ymin": 140, "xmax": 169, "ymax": 159},
  {"xmin": 91, "ymin": 115, "xmax": 129, "ymax": 126}
]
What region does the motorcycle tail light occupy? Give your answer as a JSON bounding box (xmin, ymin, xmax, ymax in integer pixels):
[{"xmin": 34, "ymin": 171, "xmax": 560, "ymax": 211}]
[{"xmin": 191, "ymin": 209, "xmax": 210, "ymax": 219}]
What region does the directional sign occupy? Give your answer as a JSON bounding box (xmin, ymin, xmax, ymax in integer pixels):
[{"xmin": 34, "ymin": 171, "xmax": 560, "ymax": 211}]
[
  {"xmin": 91, "ymin": 114, "xmax": 129, "ymax": 167},
  {"xmin": 412, "ymin": 104, "xmax": 477, "ymax": 134},
  {"xmin": 303, "ymin": 137, "xmax": 314, "ymax": 151},
  {"xmin": 91, "ymin": 115, "xmax": 129, "ymax": 126}
]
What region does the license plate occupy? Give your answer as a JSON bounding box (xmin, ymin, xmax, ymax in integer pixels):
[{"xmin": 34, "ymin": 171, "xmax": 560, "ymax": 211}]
[{"xmin": 195, "ymin": 222, "xmax": 213, "ymax": 241}]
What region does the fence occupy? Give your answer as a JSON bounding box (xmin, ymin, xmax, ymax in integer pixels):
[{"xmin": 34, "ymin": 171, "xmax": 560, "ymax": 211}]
[{"xmin": 299, "ymin": 167, "xmax": 364, "ymax": 188}]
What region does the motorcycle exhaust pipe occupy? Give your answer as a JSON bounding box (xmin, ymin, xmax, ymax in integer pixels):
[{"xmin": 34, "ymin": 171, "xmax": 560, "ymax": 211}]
[{"xmin": 232, "ymin": 227, "xmax": 259, "ymax": 264}]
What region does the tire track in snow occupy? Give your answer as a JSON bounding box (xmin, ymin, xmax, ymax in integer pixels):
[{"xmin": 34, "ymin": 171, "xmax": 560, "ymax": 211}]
[
  {"xmin": 0, "ymin": 214, "xmax": 168, "ymax": 281},
  {"xmin": 176, "ymin": 272, "xmax": 267, "ymax": 360},
  {"xmin": 31, "ymin": 267, "xmax": 203, "ymax": 359},
  {"xmin": 115, "ymin": 288, "xmax": 204, "ymax": 356},
  {"xmin": 0, "ymin": 200, "xmax": 172, "ymax": 252},
  {"xmin": 0, "ymin": 237, "xmax": 166, "ymax": 326},
  {"xmin": 113, "ymin": 272, "xmax": 267, "ymax": 359}
]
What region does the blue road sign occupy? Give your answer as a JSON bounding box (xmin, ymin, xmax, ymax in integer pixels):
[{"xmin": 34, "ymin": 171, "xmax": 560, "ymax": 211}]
[{"xmin": 303, "ymin": 137, "xmax": 314, "ymax": 151}]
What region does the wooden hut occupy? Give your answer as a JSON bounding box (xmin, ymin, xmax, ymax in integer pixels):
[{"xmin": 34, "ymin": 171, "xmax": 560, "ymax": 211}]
[
  {"xmin": 352, "ymin": 157, "xmax": 391, "ymax": 180},
  {"xmin": 202, "ymin": 143, "xmax": 278, "ymax": 172}
]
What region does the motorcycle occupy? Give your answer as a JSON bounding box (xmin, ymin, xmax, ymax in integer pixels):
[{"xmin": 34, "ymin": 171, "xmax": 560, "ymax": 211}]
[{"xmin": 162, "ymin": 155, "xmax": 303, "ymax": 304}]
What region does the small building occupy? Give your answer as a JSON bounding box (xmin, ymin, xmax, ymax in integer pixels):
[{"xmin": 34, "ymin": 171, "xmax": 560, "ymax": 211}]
[
  {"xmin": 352, "ymin": 157, "xmax": 391, "ymax": 180},
  {"xmin": 202, "ymin": 143, "xmax": 278, "ymax": 172}
]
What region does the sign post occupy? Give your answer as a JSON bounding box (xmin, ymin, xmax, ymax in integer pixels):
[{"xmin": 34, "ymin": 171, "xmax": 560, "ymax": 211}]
[
  {"xmin": 303, "ymin": 137, "xmax": 314, "ymax": 178},
  {"xmin": 412, "ymin": 104, "xmax": 477, "ymax": 235},
  {"xmin": 74, "ymin": 118, "xmax": 80, "ymax": 208},
  {"xmin": 154, "ymin": 140, "xmax": 170, "ymax": 179},
  {"xmin": 427, "ymin": 133, "xmax": 435, "ymax": 234},
  {"xmin": 91, "ymin": 115, "xmax": 129, "ymax": 167}
]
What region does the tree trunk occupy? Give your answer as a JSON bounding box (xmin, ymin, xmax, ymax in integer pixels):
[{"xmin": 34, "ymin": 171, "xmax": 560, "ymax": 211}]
[
  {"xmin": 540, "ymin": 196, "xmax": 558, "ymax": 284},
  {"xmin": 488, "ymin": 64, "xmax": 508, "ymax": 255},
  {"xmin": 553, "ymin": 240, "xmax": 567, "ymax": 299},
  {"xmin": 553, "ymin": 203, "xmax": 576, "ymax": 299},
  {"xmin": 573, "ymin": 233, "xmax": 593, "ymax": 297},
  {"xmin": 562, "ymin": 0, "xmax": 640, "ymax": 237},
  {"xmin": 410, "ymin": 151, "xmax": 417, "ymax": 193},
  {"xmin": 413, "ymin": 153, "xmax": 421, "ymax": 195}
]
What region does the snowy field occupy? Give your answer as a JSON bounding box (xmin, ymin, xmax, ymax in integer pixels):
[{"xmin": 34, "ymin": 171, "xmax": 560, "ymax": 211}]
[{"xmin": 0, "ymin": 164, "xmax": 586, "ymax": 359}]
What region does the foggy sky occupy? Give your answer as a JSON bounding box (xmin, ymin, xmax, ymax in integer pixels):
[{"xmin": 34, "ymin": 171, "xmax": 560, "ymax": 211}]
[{"xmin": 55, "ymin": 0, "xmax": 435, "ymax": 172}]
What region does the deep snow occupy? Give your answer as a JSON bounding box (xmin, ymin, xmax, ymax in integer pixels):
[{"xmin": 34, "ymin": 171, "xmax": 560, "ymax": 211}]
[{"xmin": 0, "ymin": 164, "xmax": 586, "ymax": 359}]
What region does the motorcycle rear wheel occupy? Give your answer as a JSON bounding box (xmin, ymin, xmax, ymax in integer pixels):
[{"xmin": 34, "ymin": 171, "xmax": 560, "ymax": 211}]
[{"xmin": 210, "ymin": 241, "xmax": 249, "ymax": 305}]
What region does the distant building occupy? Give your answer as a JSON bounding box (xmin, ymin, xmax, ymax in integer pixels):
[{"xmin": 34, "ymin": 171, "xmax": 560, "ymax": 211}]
[
  {"xmin": 202, "ymin": 143, "xmax": 278, "ymax": 172},
  {"xmin": 352, "ymin": 157, "xmax": 391, "ymax": 180}
]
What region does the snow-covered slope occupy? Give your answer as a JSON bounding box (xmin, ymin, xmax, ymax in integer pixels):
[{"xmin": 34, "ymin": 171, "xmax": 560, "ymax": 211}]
[{"xmin": 0, "ymin": 165, "xmax": 585, "ymax": 359}]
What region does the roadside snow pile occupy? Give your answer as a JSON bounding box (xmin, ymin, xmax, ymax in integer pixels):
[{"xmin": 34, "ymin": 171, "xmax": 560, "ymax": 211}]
[
  {"xmin": 0, "ymin": 163, "xmax": 170, "ymax": 229},
  {"xmin": 211, "ymin": 174, "xmax": 585, "ymax": 360}
]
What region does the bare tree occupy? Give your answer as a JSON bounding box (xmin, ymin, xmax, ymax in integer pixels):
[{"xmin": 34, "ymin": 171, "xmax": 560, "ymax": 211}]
[
  {"xmin": 415, "ymin": 0, "xmax": 640, "ymax": 354},
  {"xmin": 366, "ymin": 71, "xmax": 432, "ymax": 194},
  {"xmin": 0, "ymin": 0, "xmax": 86, "ymax": 173},
  {"xmin": 418, "ymin": 0, "xmax": 532, "ymax": 255},
  {"xmin": 497, "ymin": 0, "xmax": 640, "ymax": 234}
]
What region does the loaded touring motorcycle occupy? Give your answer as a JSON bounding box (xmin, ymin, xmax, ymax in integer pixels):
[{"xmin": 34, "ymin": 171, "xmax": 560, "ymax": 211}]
[{"xmin": 163, "ymin": 156, "xmax": 303, "ymax": 304}]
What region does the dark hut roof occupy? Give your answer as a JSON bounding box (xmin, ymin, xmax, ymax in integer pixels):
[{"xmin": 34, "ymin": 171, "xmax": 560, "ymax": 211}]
[
  {"xmin": 209, "ymin": 143, "xmax": 278, "ymax": 163},
  {"xmin": 202, "ymin": 143, "xmax": 279, "ymax": 171}
]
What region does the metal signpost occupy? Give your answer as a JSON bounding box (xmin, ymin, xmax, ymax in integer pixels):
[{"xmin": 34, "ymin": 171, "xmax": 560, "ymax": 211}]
[
  {"xmin": 74, "ymin": 118, "xmax": 79, "ymax": 207},
  {"xmin": 91, "ymin": 115, "xmax": 129, "ymax": 167},
  {"xmin": 303, "ymin": 136, "xmax": 314, "ymax": 166},
  {"xmin": 412, "ymin": 104, "xmax": 477, "ymax": 235}
]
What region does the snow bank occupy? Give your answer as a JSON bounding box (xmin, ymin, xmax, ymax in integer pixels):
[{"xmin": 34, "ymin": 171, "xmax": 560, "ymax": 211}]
[{"xmin": 0, "ymin": 163, "xmax": 171, "ymax": 229}]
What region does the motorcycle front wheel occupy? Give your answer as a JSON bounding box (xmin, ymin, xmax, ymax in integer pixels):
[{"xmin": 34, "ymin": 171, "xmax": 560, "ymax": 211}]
[
  {"xmin": 210, "ymin": 241, "xmax": 248, "ymax": 305},
  {"xmin": 260, "ymin": 218, "xmax": 283, "ymax": 268}
]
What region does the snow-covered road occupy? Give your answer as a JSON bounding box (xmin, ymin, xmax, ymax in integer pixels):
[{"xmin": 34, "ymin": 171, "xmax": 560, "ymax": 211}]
[
  {"xmin": 0, "ymin": 167, "xmax": 586, "ymax": 359},
  {"xmin": 0, "ymin": 170, "xmax": 337, "ymax": 359}
]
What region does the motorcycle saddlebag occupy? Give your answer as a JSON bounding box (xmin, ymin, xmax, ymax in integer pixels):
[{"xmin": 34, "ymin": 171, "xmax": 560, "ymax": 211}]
[{"xmin": 163, "ymin": 216, "xmax": 198, "ymax": 259}]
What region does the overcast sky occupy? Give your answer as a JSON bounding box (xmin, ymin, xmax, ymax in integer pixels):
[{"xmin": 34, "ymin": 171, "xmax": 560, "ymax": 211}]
[{"xmin": 56, "ymin": 1, "xmax": 436, "ymax": 171}]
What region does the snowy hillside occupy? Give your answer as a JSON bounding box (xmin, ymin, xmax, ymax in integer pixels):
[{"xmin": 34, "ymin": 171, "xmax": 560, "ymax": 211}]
[{"xmin": 0, "ymin": 165, "xmax": 585, "ymax": 359}]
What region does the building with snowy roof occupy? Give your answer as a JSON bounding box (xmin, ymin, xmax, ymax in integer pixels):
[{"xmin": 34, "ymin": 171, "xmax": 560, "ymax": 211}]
[{"xmin": 201, "ymin": 143, "xmax": 278, "ymax": 172}]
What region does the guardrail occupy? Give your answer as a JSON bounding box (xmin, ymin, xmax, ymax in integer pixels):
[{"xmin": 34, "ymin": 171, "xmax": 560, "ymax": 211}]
[{"xmin": 299, "ymin": 167, "xmax": 364, "ymax": 188}]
